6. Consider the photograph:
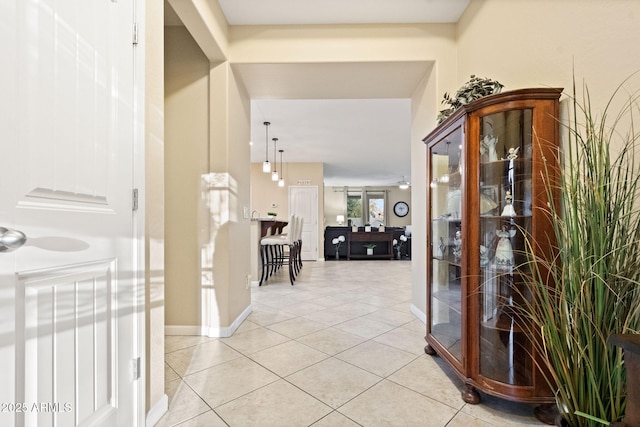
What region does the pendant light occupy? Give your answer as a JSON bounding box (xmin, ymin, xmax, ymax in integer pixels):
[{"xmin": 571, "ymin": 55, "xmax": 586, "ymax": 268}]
[
  {"xmin": 271, "ymin": 138, "xmax": 279, "ymax": 181},
  {"xmin": 262, "ymin": 121, "xmax": 271, "ymax": 173},
  {"xmin": 278, "ymin": 149, "xmax": 285, "ymax": 187}
]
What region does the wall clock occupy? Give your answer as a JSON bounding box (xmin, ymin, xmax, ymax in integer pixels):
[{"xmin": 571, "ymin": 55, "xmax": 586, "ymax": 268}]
[{"xmin": 393, "ymin": 201, "xmax": 409, "ymax": 217}]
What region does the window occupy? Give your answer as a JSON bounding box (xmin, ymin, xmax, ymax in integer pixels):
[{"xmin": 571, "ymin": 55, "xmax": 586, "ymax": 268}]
[
  {"xmin": 365, "ymin": 191, "xmax": 386, "ymax": 226},
  {"xmin": 347, "ymin": 191, "xmax": 362, "ymax": 226},
  {"xmin": 344, "ymin": 188, "xmax": 387, "ymax": 226}
]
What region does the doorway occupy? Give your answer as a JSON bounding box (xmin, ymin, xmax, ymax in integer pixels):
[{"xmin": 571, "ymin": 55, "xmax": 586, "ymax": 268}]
[{"xmin": 289, "ymin": 186, "xmax": 319, "ymax": 261}]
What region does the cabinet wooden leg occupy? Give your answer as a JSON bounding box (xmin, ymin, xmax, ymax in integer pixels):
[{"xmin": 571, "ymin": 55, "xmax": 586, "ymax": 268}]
[
  {"xmin": 424, "ymin": 343, "xmax": 436, "ymax": 355},
  {"xmin": 462, "ymin": 384, "xmax": 480, "ymax": 404},
  {"xmin": 533, "ymin": 404, "xmax": 558, "ymax": 425}
]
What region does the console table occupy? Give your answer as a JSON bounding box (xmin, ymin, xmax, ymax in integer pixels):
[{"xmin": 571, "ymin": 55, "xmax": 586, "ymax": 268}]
[
  {"xmin": 324, "ymin": 226, "xmax": 410, "ymax": 260},
  {"xmin": 347, "ymin": 231, "xmax": 393, "ymax": 260}
]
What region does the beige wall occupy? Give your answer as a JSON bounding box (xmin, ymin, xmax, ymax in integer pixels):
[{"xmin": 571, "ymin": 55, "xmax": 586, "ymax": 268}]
[
  {"xmin": 205, "ymin": 61, "xmax": 253, "ymax": 330},
  {"xmin": 230, "ymin": 23, "xmax": 458, "ymax": 65},
  {"xmin": 250, "ymin": 162, "xmax": 325, "ymax": 258},
  {"xmin": 457, "ymin": 0, "xmax": 640, "ymax": 112},
  {"xmin": 387, "ymin": 188, "xmax": 413, "ymax": 228},
  {"xmin": 410, "ymin": 65, "xmax": 437, "ymax": 320},
  {"xmin": 164, "ymin": 26, "xmax": 210, "ymax": 328},
  {"xmin": 165, "ymin": 19, "xmax": 252, "ymax": 335},
  {"xmin": 323, "ymin": 186, "xmax": 413, "ymax": 228},
  {"xmin": 323, "ymin": 188, "xmax": 345, "ymax": 226}
]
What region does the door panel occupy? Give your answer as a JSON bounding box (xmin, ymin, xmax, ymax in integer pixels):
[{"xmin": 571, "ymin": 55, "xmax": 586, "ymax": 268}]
[
  {"xmin": 289, "ymin": 186, "xmax": 318, "ymax": 261},
  {"xmin": 18, "ymin": 261, "xmax": 115, "ymax": 427},
  {"xmin": 1, "ymin": 0, "xmax": 138, "ymax": 426}
]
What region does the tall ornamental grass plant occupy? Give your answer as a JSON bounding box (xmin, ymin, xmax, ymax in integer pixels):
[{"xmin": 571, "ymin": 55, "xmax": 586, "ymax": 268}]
[{"xmin": 520, "ymin": 75, "xmax": 640, "ymax": 426}]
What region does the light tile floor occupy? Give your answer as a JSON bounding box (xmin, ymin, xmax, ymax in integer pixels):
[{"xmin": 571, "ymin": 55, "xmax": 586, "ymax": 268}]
[{"xmin": 158, "ymin": 260, "xmax": 544, "ymax": 426}]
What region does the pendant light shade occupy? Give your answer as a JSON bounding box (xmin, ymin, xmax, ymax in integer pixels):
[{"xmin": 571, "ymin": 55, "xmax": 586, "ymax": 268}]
[
  {"xmin": 271, "ymin": 138, "xmax": 279, "ymax": 181},
  {"xmin": 278, "ymin": 149, "xmax": 285, "ymax": 187},
  {"xmin": 262, "ymin": 121, "xmax": 271, "ymax": 173}
]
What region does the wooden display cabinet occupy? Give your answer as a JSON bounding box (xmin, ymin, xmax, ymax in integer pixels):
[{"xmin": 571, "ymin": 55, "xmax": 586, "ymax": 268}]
[{"xmin": 423, "ymin": 88, "xmax": 562, "ymax": 406}]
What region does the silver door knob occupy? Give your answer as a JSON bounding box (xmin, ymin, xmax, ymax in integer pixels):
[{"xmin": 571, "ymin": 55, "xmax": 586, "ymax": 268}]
[{"xmin": 0, "ymin": 227, "xmax": 28, "ymax": 252}]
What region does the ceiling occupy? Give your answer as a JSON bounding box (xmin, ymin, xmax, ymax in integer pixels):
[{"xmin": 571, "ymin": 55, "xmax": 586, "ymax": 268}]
[
  {"xmin": 216, "ymin": 0, "xmax": 470, "ymax": 26},
  {"xmin": 166, "ymin": 0, "xmax": 471, "ymax": 186},
  {"xmin": 238, "ymin": 61, "xmax": 432, "ymax": 187}
]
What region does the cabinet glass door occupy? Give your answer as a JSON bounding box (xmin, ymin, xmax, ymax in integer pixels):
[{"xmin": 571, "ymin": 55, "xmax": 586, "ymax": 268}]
[
  {"xmin": 477, "ymin": 109, "xmax": 534, "ymax": 385},
  {"xmin": 429, "ymin": 126, "xmax": 463, "ymax": 361}
]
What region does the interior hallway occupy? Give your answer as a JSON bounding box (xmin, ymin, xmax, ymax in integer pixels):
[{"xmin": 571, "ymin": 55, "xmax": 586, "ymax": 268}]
[{"xmin": 158, "ymin": 260, "xmax": 541, "ymax": 426}]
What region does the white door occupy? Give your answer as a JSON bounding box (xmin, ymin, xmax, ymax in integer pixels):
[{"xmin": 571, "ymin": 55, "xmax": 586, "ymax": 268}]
[
  {"xmin": 289, "ymin": 186, "xmax": 318, "ymax": 261},
  {"xmin": 0, "ymin": 1, "xmax": 141, "ymax": 426}
]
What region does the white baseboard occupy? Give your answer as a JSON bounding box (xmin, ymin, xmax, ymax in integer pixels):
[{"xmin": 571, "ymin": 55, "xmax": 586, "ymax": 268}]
[
  {"xmin": 410, "ymin": 304, "xmax": 426, "ymax": 325},
  {"xmin": 164, "ymin": 304, "xmax": 253, "ymax": 338},
  {"xmin": 206, "ymin": 304, "xmax": 253, "ymax": 337},
  {"xmin": 164, "ymin": 325, "xmax": 205, "ymax": 336},
  {"xmin": 145, "ymin": 393, "xmax": 168, "ymax": 427}
]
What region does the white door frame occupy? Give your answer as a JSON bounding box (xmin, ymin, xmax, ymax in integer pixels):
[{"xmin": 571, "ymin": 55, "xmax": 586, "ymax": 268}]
[{"xmin": 133, "ymin": 0, "xmax": 146, "ymax": 424}]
